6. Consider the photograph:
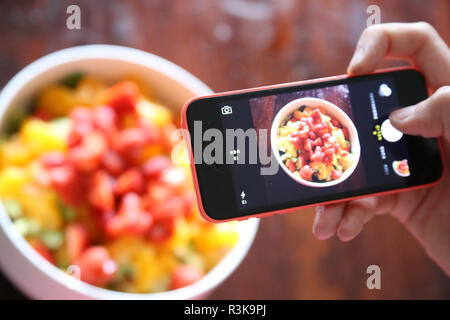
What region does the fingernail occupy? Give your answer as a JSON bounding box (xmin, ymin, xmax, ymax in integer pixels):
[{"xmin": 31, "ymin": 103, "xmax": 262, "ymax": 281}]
[
  {"xmin": 348, "ymin": 47, "xmax": 364, "ymax": 73},
  {"xmin": 312, "ymin": 205, "xmax": 324, "ymax": 234},
  {"xmin": 390, "ymin": 105, "xmax": 415, "ymax": 122}
]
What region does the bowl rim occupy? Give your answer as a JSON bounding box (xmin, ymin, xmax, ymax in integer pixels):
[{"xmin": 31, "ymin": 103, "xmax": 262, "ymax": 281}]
[
  {"xmin": 0, "ymin": 44, "xmax": 260, "ymax": 299},
  {"xmin": 271, "ymin": 97, "xmax": 361, "ymax": 187}
]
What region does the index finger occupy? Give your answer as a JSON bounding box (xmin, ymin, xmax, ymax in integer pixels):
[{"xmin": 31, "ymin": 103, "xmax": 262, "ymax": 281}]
[{"xmin": 347, "ymin": 22, "xmax": 450, "ymax": 89}]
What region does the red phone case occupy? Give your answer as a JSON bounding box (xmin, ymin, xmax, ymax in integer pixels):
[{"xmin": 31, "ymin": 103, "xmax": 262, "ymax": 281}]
[{"xmin": 181, "ymin": 66, "xmax": 446, "ymax": 223}]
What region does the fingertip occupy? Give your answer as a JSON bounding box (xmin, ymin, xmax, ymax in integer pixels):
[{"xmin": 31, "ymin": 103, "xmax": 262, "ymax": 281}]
[
  {"xmin": 312, "ymin": 204, "xmax": 344, "ymax": 240},
  {"xmin": 313, "ymin": 223, "xmax": 336, "ymax": 240},
  {"xmin": 337, "ymin": 221, "xmax": 361, "ymax": 242}
]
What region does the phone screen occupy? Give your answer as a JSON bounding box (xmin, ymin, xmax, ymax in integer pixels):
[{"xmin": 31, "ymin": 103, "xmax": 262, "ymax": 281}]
[{"xmin": 185, "ymin": 69, "xmax": 443, "ymax": 221}]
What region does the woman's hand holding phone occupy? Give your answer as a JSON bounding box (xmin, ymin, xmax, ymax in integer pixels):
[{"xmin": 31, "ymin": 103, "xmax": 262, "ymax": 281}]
[{"xmin": 312, "ymin": 22, "xmax": 450, "ymax": 276}]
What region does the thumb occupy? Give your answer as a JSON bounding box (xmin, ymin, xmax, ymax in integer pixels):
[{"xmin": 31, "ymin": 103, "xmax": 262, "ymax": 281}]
[{"xmin": 389, "ymin": 86, "xmax": 450, "ymax": 140}]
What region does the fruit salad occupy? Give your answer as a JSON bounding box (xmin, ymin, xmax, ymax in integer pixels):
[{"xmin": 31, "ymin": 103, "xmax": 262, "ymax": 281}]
[
  {"xmin": 0, "ymin": 74, "xmax": 239, "ymax": 293},
  {"xmin": 276, "ymin": 104, "xmax": 355, "ymax": 183}
]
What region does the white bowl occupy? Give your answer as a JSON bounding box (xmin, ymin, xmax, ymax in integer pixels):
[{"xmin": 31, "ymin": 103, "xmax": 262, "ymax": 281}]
[
  {"xmin": 271, "ymin": 97, "xmax": 360, "ymax": 187},
  {"xmin": 0, "ymin": 45, "xmax": 259, "ymax": 300}
]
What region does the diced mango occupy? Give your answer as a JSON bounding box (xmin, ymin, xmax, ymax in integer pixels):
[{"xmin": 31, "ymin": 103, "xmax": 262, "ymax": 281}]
[
  {"xmin": 0, "ymin": 137, "xmax": 32, "ymax": 167},
  {"xmin": 107, "ymin": 236, "xmax": 164, "ymax": 293},
  {"xmin": 194, "ymin": 222, "xmax": 239, "ymax": 254},
  {"xmin": 136, "ymin": 98, "xmax": 172, "ymax": 127},
  {"xmin": 19, "ymin": 184, "xmax": 63, "ymax": 229},
  {"xmin": 20, "ymin": 119, "xmax": 66, "ymax": 155},
  {"xmin": 0, "ymin": 166, "xmax": 29, "ymax": 199},
  {"xmin": 36, "ymin": 85, "xmax": 76, "ymax": 117},
  {"xmin": 73, "ymin": 76, "xmax": 106, "ymax": 107}
]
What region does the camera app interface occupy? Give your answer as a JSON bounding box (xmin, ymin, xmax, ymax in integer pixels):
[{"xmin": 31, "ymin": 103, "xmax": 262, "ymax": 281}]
[{"xmin": 219, "ymin": 78, "xmax": 414, "ymax": 212}]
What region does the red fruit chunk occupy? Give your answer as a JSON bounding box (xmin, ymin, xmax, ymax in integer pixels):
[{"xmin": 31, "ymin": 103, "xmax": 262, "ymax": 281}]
[
  {"xmin": 311, "ymin": 150, "xmax": 324, "ymax": 162},
  {"xmin": 332, "ymin": 169, "xmax": 342, "ymax": 180},
  {"xmin": 48, "ymin": 164, "xmax": 84, "ymax": 206},
  {"xmin": 141, "ymin": 155, "xmax": 172, "ymax": 179},
  {"xmin": 147, "ymin": 218, "xmax": 175, "ymax": 244},
  {"xmin": 74, "ymin": 246, "xmax": 117, "ymax": 287},
  {"xmin": 30, "ymin": 239, "xmax": 55, "ymax": 264},
  {"xmin": 92, "ymin": 105, "xmax": 117, "ymax": 134},
  {"xmin": 304, "ymin": 139, "xmax": 312, "ymax": 152},
  {"xmin": 293, "ymin": 110, "xmax": 303, "ymax": 120},
  {"xmin": 311, "ymin": 109, "xmax": 322, "ymax": 123},
  {"xmin": 285, "ymin": 159, "xmax": 296, "ymax": 173},
  {"xmin": 340, "ymin": 150, "xmax": 349, "ymax": 157},
  {"xmin": 313, "ymin": 123, "xmax": 324, "ymax": 134},
  {"xmin": 342, "ymin": 127, "xmax": 350, "ymax": 140},
  {"xmin": 114, "ymin": 127, "xmax": 149, "ymax": 154},
  {"xmin": 169, "ymin": 265, "xmax": 205, "ymax": 290},
  {"xmin": 308, "ymin": 131, "xmax": 317, "ymax": 140},
  {"xmin": 70, "ymin": 107, "xmax": 92, "ymax": 123},
  {"xmin": 66, "ymin": 223, "xmax": 90, "ymax": 263},
  {"xmin": 150, "ymin": 196, "xmax": 188, "ymax": 221},
  {"xmin": 331, "ymin": 119, "xmax": 340, "ymax": 128},
  {"xmin": 106, "ymin": 193, "xmax": 153, "ymax": 238},
  {"xmin": 291, "ymin": 136, "xmax": 303, "ymax": 150},
  {"xmin": 300, "ymin": 165, "xmax": 314, "ymax": 181},
  {"xmin": 114, "ymin": 168, "xmax": 145, "ymax": 195},
  {"xmin": 41, "ymin": 152, "xmax": 66, "ymax": 168},
  {"xmin": 68, "ymin": 131, "xmax": 107, "ymax": 172},
  {"xmin": 88, "ymin": 170, "xmax": 115, "ymax": 211},
  {"xmin": 296, "ymin": 156, "xmax": 305, "ymax": 169},
  {"xmin": 104, "ymin": 81, "xmax": 140, "ymax": 113},
  {"xmin": 100, "ymin": 151, "xmax": 126, "ymax": 176},
  {"xmin": 313, "ymin": 137, "xmax": 322, "ymax": 147}
]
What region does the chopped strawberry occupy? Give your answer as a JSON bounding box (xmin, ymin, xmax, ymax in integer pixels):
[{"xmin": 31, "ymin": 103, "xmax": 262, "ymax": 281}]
[
  {"xmin": 141, "ymin": 155, "xmax": 172, "ymax": 179},
  {"xmin": 114, "ymin": 168, "xmax": 145, "ymax": 195},
  {"xmin": 88, "ymin": 170, "xmax": 115, "ymax": 211},
  {"xmin": 300, "ymin": 165, "xmax": 314, "ymax": 181},
  {"xmin": 147, "ymin": 217, "xmax": 175, "ymax": 244},
  {"xmin": 68, "ymin": 131, "xmax": 107, "ymax": 172},
  {"xmin": 311, "ymin": 109, "xmax": 322, "ymax": 123},
  {"xmin": 66, "ymin": 223, "xmax": 90, "ymax": 263},
  {"xmin": 74, "ymin": 246, "xmax": 117, "ymax": 287},
  {"xmin": 150, "ymin": 196, "xmax": 188, "ymax": 221},
  {"xmin": 332, "ymin": 169, "xmax": 342, "ymax": 180},
  {"xmin": 48, "ymin": 164, "xmax": 84, "ymax": 206},
  {"xmin": 169, "ymin": 265, "xmax": 204, "ymax": 290},
  {"xmin": 105, "ymin": 193, "xmax": 153, "ymax": 238},
  {"xmin": 40, "ymin": 152, "xmax": 66, "ymax": 168},
  {"xmin": 104, "ymin": 81, "xmax": 140, "ymax": 113},
  {"xmin": 285, "ymin": 159, "xmax": 296, "ymax": 173},
  {"xmin": 92, "ymin": 105, "xmax": 117, "ymax": 134},
  {"xmin": 100, "ymin": 151, "xmax": 126, "ymax": 177}
]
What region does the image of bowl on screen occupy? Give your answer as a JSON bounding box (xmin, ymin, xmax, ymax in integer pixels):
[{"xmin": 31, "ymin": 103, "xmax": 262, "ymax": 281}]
[
  {"xmin": 271, "ymin": 97, "xmax": 361, "ymax": 188},
  {"xmin": 0, "ymin": 45, "xmax": 258, "ymax": 299}
]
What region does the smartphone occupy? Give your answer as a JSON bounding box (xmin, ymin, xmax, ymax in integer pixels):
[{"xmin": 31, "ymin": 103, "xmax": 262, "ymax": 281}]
[{"xmin": 181, "ymin": 67, "xmax": 444, "ymax": 222}]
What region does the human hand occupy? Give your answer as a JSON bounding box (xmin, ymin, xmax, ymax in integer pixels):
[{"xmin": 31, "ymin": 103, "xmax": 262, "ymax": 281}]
[{"xmin": 312, "ymin": 22, "xmax": 450, "ymax": 275}]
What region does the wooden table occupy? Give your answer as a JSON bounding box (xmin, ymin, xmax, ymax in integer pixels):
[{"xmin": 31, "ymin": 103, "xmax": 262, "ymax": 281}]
[{"xmin": 0, "ymin": 0, "xmax": 449, "ymax": 299}]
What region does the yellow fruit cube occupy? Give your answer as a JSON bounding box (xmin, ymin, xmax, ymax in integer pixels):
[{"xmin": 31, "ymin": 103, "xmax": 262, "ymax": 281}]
[
  {"xmin": 194, "ymin": 222, "xmax": 239, "ymax": 253},
  {"xmin": 136, "ymin": 98, "xmax": 172, "ymax": 127},
  {"xmin": 36, "ymin": 85, "xmax": 76, "ymax": 117},
  {"xmin": 74, "ymin": 76, "xmax": 106, "ymax": 107},
  {"xmin": 0, "ymin": 138, "xmax": 32, "ymax": 167},
  {"xmin": 19, "ymin": 184, "xmax": 63, "ymax": 229},
  {"xmin": 0, "ymin": 166, "xmax": 29, "ymax": 199},
  {"xmin": 20, "ymin": 119, "xmax": 67, "ymax": 155}
]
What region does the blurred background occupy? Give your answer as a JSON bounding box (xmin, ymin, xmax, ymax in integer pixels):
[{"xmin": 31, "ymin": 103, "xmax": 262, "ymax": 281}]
[{"xmin": 0, "ymin": 0, "xmax": 449, "ymax": 299}]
